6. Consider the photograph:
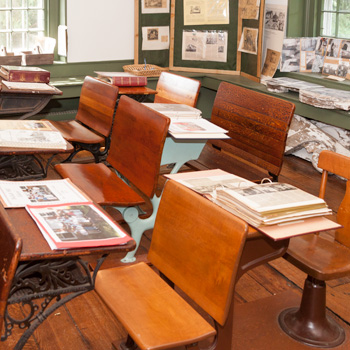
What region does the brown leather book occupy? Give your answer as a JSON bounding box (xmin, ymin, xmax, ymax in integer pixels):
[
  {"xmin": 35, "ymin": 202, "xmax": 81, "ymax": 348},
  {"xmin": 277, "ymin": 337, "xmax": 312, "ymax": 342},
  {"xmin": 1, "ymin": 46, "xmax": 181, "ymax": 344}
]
[
  {"xmin": 0, "ymin": 65, "xmax": 50, "ymax": 83},
  {"xmin": 95, "ymin": 71, "xmax": 147, "ymax": 86}
]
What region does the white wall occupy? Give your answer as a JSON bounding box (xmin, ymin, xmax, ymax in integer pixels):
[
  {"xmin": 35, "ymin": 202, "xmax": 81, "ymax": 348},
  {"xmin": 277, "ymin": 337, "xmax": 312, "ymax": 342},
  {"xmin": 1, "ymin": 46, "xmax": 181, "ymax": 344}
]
[{"xmin": 66, "ymin": 0, "xmax": 134, "ymax": 63}]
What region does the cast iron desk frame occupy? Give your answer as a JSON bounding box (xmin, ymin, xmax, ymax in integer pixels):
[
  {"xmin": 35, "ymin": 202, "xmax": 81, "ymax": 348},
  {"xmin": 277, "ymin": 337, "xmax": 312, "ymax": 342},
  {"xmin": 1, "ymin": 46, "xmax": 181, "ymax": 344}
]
[
  {"xmin": 0, "ymin": 206, "xmax": 136, "ymax": 350},
  {"xmin": 0, "ymin": 142, "xmax": 74, "ymax": 181},
  {"xmin": 0, "ymin": 87, "xmax": 63, "ymax": 120}
]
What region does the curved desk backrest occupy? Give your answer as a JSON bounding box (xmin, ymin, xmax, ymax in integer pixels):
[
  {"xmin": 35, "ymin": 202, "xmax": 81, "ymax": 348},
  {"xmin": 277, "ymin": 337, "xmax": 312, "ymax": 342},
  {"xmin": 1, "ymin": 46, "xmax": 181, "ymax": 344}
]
[
  {"xmin": 76, "ymin": 76, "xmax": 119, "ymax": 138},
  {"xmin": 318, "ymin": 150, "xmax": 350, "ymax": 247},
  {"xmin": 148, "ymin": 180, "xmax": 248, "ymax": 326},
  {"xmin": 154, "ymin": 72, "xmax": 201, "ymax": 107},
  {"xmin": 107, "ymin": 95, "xmax": 170, "ymax": 199},
  {"xmin": 0, "ymin": 205, "xmax": 22, "ymax": 333},
  {"xmin": 210, "ymin": 82, "xmax": 295, "ymax": 179}
]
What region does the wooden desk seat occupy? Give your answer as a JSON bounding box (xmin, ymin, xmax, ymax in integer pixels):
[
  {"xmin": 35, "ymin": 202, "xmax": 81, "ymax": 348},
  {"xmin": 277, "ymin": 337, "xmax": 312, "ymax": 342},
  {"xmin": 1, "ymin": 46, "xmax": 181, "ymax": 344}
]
[
  {"xmin": 279, "ymin": 150, "xmax": 350, "ymax": 347},
  {"xmin": 155, "ymin": 71, "xmax": 201, "ymax": 107},
  {"xmin": 187, "ymin": 82, "xmax": 295, "ymax": 182},
  {"xmin": 95, "ymin": 180, "xmax": 248, "ymax": 350},
  {"xmin": 48, "ymin": 76, "xmax": 119, "ymax": 163},
  {"xmin": 55, "ymin": 95, "xmax": 170, "ymax": 261}
]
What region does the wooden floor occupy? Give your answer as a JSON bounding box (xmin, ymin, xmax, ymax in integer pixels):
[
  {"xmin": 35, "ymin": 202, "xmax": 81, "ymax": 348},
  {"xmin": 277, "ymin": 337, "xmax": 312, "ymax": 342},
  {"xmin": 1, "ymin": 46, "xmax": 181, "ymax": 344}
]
[{"xmin": 1, "ymin": 154, "xmax": 349, "ymax": 350}]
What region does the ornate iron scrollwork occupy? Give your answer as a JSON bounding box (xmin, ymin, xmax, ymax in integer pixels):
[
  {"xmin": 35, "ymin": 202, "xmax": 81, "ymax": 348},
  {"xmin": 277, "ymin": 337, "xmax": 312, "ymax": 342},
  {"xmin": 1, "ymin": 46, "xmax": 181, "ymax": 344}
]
[{"xmin": 1, "ymin": 255, "xmax": 106, "ymax": 349}]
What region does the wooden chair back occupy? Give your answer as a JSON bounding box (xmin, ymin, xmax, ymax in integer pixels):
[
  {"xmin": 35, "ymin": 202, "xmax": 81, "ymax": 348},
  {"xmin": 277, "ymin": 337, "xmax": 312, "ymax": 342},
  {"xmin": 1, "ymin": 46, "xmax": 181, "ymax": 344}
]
[
  {"xmin": 75, "ymin": 76, "xmax": 119, "ymax": 138},
  {"xmin": 154, "ymin": 72, "xmax": 201, "ymax": 107},
  {"xmin": 0, "ymin": 205, "xmax": 22, "ymax": 332},
  {"xmin": 148, "ymin": 180, "xmax": 248, "ymax": 326},
  {"xmin": 318, "ymin": 150, "xmax": 350, "ymax": 248},
  {"xmin": 107, "ymin": 95, "xmax": 170, "ymax": 199},
  {"xmin": 210, "ymin": 82, "xmax": 295, "ymax": 179}
]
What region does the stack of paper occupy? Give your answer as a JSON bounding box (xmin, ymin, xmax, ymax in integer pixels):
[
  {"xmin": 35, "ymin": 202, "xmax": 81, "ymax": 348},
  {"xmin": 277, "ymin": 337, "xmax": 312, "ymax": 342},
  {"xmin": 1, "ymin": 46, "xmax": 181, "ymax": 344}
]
[
  {"xmin": 143, "ymin": 103, "xmax": 202, "ymax": 119},
  {"xmin": 168, "ymin": 118, "xmax": 229, "ymax": 139},
  {"xmin": 165, "ymin": 170, "xmax": 340, "ymax": 240},
  {"xmin": 214, "ymin": 182, "xmax": 331, "ymax": 227},
  {"xmin": 0, "ymin": 179, "xmax": 133, "ymax": 250}
]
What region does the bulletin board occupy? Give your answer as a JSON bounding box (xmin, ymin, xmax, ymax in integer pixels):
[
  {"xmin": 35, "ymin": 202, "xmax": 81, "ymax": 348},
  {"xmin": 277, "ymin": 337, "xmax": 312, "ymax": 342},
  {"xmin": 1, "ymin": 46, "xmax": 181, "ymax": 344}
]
[{"xmin": 134, "ymin": 0, "xmax": 265, "ymax": 81}]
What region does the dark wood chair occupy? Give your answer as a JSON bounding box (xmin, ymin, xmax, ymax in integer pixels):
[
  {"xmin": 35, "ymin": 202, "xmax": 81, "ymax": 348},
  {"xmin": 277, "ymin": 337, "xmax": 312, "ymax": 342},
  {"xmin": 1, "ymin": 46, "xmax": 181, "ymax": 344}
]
[
  {"xmin": 0, "ymin": 205, "xmax": 22, "ymax": 338},
  {"xmin": 95, "ymin": 180, "xmax": 248, "ymax": 350},
  {"xmin": 48, "ymin": 76, "xmax": 119, "ymax": 163},
  {"xmin": 187, "ymin": 82, "xmax": 295, "ymax": 182},
  {"xmin": 54, "ymin": 95, "xmax": 170, "ymax": 262},
  {"xmin": 279, "ymin": 150, "xmax": 350, "ymax": 348},
  {"xmin": 154, "ymin": 71, "xmax": 201, "ymax": 107}
]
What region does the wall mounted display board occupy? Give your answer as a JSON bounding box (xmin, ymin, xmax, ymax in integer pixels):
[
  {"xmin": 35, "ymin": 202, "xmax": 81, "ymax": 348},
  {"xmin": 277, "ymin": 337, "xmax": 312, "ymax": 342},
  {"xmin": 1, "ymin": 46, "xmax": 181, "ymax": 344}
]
[
  {"xmin": 134, "ymin": 0, "xmax": 171, "ymax": 67},
  {"xmin": 134, "ymin": 0, "xmax": 266, "ymax": 81},
  {"xmin": 237, "ymin": 0, "xmax": 265, "ymax": 82}
]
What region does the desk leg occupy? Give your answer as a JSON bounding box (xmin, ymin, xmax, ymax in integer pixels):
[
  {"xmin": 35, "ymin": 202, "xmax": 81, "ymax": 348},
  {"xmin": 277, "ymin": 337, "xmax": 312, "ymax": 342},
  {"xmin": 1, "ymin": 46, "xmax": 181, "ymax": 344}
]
[
  {"xmin": 2, "ymin": 255, "xmax": 107, "ymax": 350},
  {"xmin": 215, "ymin": 234, "xmax": 289, "ymax": 350}
]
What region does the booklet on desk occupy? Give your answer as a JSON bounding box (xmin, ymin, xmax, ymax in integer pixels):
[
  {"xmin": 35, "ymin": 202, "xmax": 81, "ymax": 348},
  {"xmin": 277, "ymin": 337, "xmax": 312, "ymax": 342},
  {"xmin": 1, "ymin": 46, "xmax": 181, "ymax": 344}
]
[
  {"xmin": 26, "ymin": 201, "xmax": 133, "ymax": 250},
  {"xmin": 0, "ymin": 179, "xmax": 90, "ymax": 208},
  {"xmin": 165, "ymin": 169, "xmax": 341, "ymax": 240},
  {"xmin": 0, "ymin": 129, "xmax": 67, "ymax": 149},
  {"xmin": 0, "ymin": 119, "xmax": 54, "ymax": 131},
  {"xmin": 168, "ymin": 118, "xmax": 229, "ymax": 139},
  {"xmin": 142, "ymin": 103, "xmax": 202, "ymax": 119}
]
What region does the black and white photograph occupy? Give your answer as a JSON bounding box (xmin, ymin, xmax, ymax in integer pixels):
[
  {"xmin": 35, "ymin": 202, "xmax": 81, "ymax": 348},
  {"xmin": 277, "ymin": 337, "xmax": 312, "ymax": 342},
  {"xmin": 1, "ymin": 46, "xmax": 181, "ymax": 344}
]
[
  {"xmin": 142, "ymin": 0, "xmax": 169, "ymax": 13},
  {"xmin": 265, "ymin": 10, "xmax": 286, "ymax": 31},
  {"xmin": 326, "ymin": 38, "xmax": 342, "ymax": 57},
  {"xmin": 340, "ymin": 40, "xmax": 350, "ymax": 59},
  {"xmin": 280, "ymin": 38, "xmax": 300, "ymax": 72}
]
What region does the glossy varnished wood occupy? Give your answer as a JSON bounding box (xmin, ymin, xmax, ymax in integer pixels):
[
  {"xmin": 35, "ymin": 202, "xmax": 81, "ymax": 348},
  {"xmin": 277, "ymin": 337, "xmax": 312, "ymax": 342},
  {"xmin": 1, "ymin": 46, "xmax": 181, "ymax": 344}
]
[
  {"xmin": 0, "ymin": 205, "xmax": 22, "ymax": 333},
  {"xmin": 154, "ymin": 72, "xmax": 201, "ymax": 107},
  {"xmin": 188, "ymin": 82, "xmax": 295, "ymax": 181},
  {"xmin": 280, "ymin": 150, "xmax": 350, "ymax": 347},
  {"xmin": 55, "ymin": 95, "xmax": 170, "ymax": 203},
  {"xmin": 95, "ymin": 180, "xmax": 248, "ymax": 350},
  {"xmin": 1, "ymin": 154, "xmax": 349, "ymax": 349}
]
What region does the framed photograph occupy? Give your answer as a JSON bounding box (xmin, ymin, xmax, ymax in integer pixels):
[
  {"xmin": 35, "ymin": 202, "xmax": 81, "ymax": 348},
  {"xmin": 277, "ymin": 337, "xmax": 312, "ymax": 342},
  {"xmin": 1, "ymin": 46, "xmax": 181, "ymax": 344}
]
[{"xmin": 141, "ymin": 0, "xmax": 170, "ymax": 14}]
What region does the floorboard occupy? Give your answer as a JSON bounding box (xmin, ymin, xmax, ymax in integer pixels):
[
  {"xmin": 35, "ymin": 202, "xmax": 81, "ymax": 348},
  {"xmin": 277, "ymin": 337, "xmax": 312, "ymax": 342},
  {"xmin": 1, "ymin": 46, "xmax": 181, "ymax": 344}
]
[{"xmin": 1, "ymin": 153, "xmax": 349, "ymax": 350}]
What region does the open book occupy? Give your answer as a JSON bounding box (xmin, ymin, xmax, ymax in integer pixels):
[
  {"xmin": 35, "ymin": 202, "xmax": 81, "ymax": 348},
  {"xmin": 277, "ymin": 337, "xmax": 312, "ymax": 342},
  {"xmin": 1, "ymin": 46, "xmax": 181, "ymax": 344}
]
[
  {"xmin": 0, "ymin": 119, "xmax": 55, "ymax": 131},
  {"xmin": 26, "ymin": 201, "xmax": 133, "ymax": 250},
  {"xmin": 0, "ymin": 129, "xmax": 67, "ymax": 149},
  {"xmin": 0, "ymin": 179, "xmax": 90, "ymax": 208},
  {"xmin": 142, "ymin": 103, "xmax": 202, "ymax": 119},
  {"xmin": 168, "ymin": 118, "xmax": 229, "ymax": 139},
  {"xmin": 165, "ymin": 169, "xmax": 341, "ymax": 240}
]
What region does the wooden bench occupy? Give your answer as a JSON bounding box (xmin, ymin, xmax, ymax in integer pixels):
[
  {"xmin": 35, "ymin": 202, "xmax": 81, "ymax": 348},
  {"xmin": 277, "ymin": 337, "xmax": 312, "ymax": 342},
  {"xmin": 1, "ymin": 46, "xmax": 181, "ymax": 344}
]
[
  {"xmin": 187, "ymin": 82, "xmax": 296, "ymax": 182},
  {"xmin": 48, "ymin": 76, "xmax": 119, "ymax": 163},
  {"xmin": 95, "ymin": 180, "xmax": 248, "ymax": 350}
]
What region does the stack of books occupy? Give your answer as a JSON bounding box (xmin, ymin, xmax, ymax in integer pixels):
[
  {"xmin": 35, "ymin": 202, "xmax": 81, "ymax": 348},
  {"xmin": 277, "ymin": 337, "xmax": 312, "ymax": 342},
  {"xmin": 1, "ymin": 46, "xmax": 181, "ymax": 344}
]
[
  {"xmin": 165, "ymin": 169, "xmax": 340, "ymax": 240},
  {"xmin": 0, "ymin": 65, "xmax": 58, "ymax": 93},
  {"xmin": 143, "ymin": 103, "xmax": 229, "ymax": 140}
]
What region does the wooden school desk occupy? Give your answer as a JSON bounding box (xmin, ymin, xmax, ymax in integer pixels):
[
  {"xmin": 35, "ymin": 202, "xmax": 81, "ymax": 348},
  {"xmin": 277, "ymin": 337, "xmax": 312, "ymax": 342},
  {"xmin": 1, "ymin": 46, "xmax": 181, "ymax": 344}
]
[
  {"xmin": 0, "ymin": 86, "xmax": 62, "ymax": 120},
  {"xmin": 117, "ymin": 86, "xmax": 157, "ymax": 102},
  {"xmin": 0, "ymin": 142, "xmax": 74, "ymax": 181},
  {"xmin": 0, "ymin": 204, "xmax": 136, "ymax": 350}
]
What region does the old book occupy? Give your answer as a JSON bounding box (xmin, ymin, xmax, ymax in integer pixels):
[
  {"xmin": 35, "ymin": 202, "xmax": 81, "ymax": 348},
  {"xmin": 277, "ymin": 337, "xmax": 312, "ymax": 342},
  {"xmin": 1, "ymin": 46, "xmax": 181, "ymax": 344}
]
[
  {"xmin": 1, "ymin": 80, "xmax": 58, "ymax": 94},
  {"xmin": 168, "ymin": 118, "xmax": 229, "ymax": 139},
  {"xmin": 0, "ymin": 178, "xmax": 90, "ymax": 208},
  {"xmin": 165, "ymin": 170, "xmax": 340, "ymax": 240},
  {"xmin": 95, "ymin": 71, "xmax": 147, "ymax": 86},
  {"xmin": 0, "ymin": 129, "xmax": 67, "ymax": 149},
  {"xmin": 26, "ymin": 202, "xmax": 133, "ymax": 250},
  {"xmin": 0, "ymin": 65, "xmax": 50, "ymax": 83},
  {"xmin": 143, "ymin": 103, "xmax": 202, "ymax": 119}
]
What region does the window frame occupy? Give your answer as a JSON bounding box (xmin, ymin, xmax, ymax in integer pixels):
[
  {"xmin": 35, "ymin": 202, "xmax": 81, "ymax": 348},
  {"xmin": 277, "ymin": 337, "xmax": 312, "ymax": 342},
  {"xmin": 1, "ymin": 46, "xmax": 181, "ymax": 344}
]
[
  {"xmin": 319, "ymin": 0, "xmax": 350, "ymax": 38},
  {"xmin": 0, "ymin": 0, "xmax": 64, "ymax": 61}
]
